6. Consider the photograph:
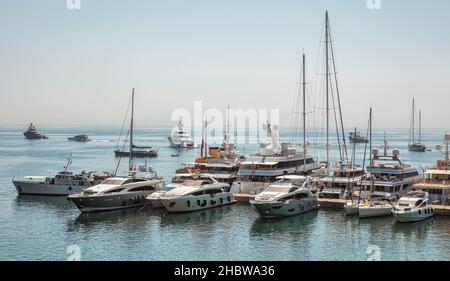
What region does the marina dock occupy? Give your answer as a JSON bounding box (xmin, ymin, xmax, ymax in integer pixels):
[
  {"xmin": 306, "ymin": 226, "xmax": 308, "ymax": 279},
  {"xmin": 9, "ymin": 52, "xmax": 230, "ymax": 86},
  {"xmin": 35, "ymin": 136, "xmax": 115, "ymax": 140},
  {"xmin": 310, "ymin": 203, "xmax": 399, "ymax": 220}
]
[{"xmin": 234, "ymin": 193, "xmax": 450, "ymax": 215}]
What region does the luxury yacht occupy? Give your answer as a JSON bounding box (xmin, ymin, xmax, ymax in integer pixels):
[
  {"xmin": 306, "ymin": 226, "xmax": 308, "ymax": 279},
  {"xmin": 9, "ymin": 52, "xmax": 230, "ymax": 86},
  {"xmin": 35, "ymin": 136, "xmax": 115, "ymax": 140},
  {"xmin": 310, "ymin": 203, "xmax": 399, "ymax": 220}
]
[
  {"xmin": 250, "ymin": 177, "xmax": 318, "ymax": 219},
  {"xmin": 230, "ymin": 122, "xmax": 320, "ymax": 195},
  {"xmin": 12, "ymin": 157, "xmax": 109, "ymax": 196},
  {"xmin": 168, "ymin": 119, "xmax": 197, "ymax": 148},
  {"xmin": 412, "ymin": 133, "xmax": 450, "ymax": 205},
  {"xmin": 23, "ymin": 123, "xmax": 48, "ymax": 140},
  {"xmin": 160, "ymin": 178, "xmax": 235, "ymax": 213},
  {"xmin": 391, "ymin": 191, "xmax": 434, "ymax": 223},
  {"xmin": 146, "ymin": 183, "xmax": 178, "ymax": 208},
  {"xmin": 68, "ymin": 134, "xmax": 89, "ymax": 142},
  {"xmin": 68, "ymin": 168, "xmax": 163, "ymax": 213}
]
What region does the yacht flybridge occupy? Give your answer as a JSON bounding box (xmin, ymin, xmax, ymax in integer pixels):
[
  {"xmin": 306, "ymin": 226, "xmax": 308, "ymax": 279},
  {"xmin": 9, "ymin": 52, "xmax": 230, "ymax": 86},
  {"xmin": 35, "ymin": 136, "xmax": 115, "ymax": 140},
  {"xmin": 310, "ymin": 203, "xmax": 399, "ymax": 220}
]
[
  {"xmin": 231, "ymin": 121, "xmax": 319, "ymax": 195},
  {"xmin": 250, "ymin": 177, "xmax": 318, "ymax": 219},
  {"xmin": 168, "ymin": 119, "xmax": 197, "ymax": 148}
]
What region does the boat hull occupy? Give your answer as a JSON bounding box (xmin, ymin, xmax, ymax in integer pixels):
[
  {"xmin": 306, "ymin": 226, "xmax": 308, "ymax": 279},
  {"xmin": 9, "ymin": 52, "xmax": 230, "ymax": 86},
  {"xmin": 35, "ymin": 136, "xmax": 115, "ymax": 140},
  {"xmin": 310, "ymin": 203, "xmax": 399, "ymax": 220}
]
[
  {"xmin": 250, "ymin": 198, "xmax": 318, "ymax": 219},
  {"xmin": 168, "ymin": 137, "xmax": 197, "ymax": 148},
  {"xmin": 344, "ymin": 204, "xmax": 359, "ymax": 215},
  {"xmin": 408, "ymin": 144, "xmax": 426, "ymax": 152},
  {"xmin": 23, "ymin": 132, "xmax": 48, "ymax": 140},
  {"xmin": 358, "ymin": 205, "xmax": 392, "ymax": 218},
  {"xmin": 161, "ymin": 192, "xmax": 235, "ymax": 213},
  {"xmin": 12, "ymin": 181, "xmax": 86, "ymax": 196},
  {"xmin": 114, "ymin": 150, "xmax": 158, "ymax": 158},
  {"xmin": 392, "ymin": 207, "xmax": 434, "ymax": 223},
  {"xmin": 68, "ymin": 191, "xmax": 155, "ymax": 213}
]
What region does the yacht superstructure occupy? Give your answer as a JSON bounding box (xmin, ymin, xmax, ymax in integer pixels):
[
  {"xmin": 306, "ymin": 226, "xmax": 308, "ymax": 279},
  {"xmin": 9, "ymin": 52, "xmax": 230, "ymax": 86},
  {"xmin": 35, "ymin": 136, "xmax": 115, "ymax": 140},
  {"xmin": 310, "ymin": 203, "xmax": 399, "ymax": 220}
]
[{"xmin": 168, "ymin": 119, "xmax": 197, "ymax": 148}]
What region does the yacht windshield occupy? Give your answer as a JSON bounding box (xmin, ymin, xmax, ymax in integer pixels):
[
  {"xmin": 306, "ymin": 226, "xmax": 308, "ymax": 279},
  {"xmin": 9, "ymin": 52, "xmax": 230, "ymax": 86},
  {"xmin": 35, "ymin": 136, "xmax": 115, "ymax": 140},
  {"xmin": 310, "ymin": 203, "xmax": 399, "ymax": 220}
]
[{"xmin": 265, "ymin": 185, "xmax": 292, "ymax": 193}]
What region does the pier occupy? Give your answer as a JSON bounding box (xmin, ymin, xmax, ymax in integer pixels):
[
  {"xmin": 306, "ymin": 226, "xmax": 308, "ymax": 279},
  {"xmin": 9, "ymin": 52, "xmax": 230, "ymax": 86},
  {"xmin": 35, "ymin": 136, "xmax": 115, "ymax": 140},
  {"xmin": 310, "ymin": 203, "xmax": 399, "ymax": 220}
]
[{"xmin": 234, "ymin": 193, "xmax": 450, "ymax": 216}]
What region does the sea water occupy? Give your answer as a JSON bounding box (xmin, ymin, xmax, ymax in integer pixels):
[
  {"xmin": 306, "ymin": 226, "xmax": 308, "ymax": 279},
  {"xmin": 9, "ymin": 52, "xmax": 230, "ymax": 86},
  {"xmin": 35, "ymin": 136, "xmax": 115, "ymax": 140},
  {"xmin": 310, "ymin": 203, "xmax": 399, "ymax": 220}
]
[{"xmin": 0, "ymin": 125, "xmax": 449, "ymax": 261}]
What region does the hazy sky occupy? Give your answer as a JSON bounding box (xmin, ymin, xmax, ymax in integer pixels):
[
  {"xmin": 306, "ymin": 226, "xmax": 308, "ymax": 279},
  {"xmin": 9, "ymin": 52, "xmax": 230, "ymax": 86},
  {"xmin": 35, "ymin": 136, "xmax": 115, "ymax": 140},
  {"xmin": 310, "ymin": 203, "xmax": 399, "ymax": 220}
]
[{"xmin": 0, "ymin": 0, "xmax": 449, "ymax": 128}]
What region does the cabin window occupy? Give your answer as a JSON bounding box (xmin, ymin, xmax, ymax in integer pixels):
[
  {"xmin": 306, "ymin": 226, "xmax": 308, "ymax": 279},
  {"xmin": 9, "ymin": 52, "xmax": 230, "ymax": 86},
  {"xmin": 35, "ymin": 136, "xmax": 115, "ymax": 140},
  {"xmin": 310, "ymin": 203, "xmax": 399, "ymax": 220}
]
[
  {"xmin": 122, "ymin": 179, "xmax": 134, "ymax": 185},
  {"xmin": 105, "ymin": 188, "xmax": 125, "ymax": 194},
  {"xmin": 192, "ymin": 191, "xmax": 204, "ymax": 196},
  {"xmin": 169, "ymin": 202, "xmax": 176, "ymax": 208},
  {"xmin": 200, "ymin": 200, "xmax": 207, "ymax": 207},
  {"xmin": 220, "ymin": 198, "xmax": 224, "ymax": 204},
  {"xmin": 197, "ymin": 200, "xmax": 201, "ymax": 206},
  {"xmin": 186, "ymin": 200, "xmax": 191, "ymax": 207},
  {"xmin": 205, "ymin": 189, "xmax": 221, "ymax": 195},
  {"xmin": 211, "ymin": 200, "xmax": 216, "ymax": 206},
  {"xmin": 295, "ymin": 193, "xmax": 309, "ymax": 200},
  {"xmin": 227, "ymin": 196, "xmax": 231, "ymax": 203},
  {"xmin": 129, "ymin": 186, "xmax": 155, "ymax": 192}
]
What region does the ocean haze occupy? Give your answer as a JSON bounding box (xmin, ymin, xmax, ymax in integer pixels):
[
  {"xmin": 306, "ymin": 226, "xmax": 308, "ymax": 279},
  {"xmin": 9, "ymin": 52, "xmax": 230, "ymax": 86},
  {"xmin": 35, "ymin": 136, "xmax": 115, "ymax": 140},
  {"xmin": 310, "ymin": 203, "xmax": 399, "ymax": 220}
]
[{"xmin": 0, "ymin": 0, "xmax": 449, "ymax": 128}]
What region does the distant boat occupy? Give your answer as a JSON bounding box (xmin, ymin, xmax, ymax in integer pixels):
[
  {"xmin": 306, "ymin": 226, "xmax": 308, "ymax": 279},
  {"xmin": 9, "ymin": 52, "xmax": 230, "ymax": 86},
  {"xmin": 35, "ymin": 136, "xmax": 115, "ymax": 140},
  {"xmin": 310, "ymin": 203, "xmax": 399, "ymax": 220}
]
[
  {"xmin": 23, "ymin": 123, "xmax": 48, "ymax": 140},
  {"xmin": 114, "ymin": 90, "xmax": 158, "ymax": 158},
  {"xmin": 408, "ymin": 98, "xmax": 426, "ymax": 152},
  {"xmin": 348, "ymin": 131, "xmax": 368, "ymax": 143},
  {"xmin": 68, "ymin": 134, "xmax": 89, "ymax": 142},
  {"xmin": 168, "ymin": 119, "xmax": 197, "ymax": 148}
]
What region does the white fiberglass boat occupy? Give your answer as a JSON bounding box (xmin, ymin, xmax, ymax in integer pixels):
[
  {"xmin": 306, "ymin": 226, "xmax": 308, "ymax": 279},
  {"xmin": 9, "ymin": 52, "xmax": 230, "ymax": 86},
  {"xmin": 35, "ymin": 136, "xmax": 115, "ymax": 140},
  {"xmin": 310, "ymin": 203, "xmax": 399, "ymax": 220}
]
[
  {"xmin": 250, "ymin": 179, "xmax": 318, "ymax": 219},
  {"xmin": 160, "ymin": 179, "xmax": 235, "ymax": 212},
  {"xmin": 391, "ymin": 191, "xmax": 434, "ymax": 223},
  {"xmin": 358, "ymin": 200, "xmax": 393, "ymax": 218}
]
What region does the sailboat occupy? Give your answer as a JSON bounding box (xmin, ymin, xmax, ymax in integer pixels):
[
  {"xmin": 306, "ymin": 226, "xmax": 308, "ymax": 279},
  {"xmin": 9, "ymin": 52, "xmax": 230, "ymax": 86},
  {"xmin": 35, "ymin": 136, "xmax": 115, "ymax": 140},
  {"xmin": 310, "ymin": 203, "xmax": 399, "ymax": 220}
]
[
  {"xmin": 114, "ymin": 89, "xmax": 158, "ymax": 158},
  {"xmin": 408, "ymin": 98, "xmax": 426, "ymax": 152},
  {"xmin": 69, "ymin": 89, "xmax": 163, "ymax": 213},
  {"xmin": 312, "ymin": 11, "xmax": 364, "ymax": 200}
]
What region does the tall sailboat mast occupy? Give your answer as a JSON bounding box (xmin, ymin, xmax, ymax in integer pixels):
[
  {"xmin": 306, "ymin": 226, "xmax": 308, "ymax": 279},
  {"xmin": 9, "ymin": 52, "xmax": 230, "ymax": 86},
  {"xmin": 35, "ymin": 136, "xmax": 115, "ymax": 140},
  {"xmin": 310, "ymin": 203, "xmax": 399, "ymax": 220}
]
[
  {"xmin": 129, "ymin": 88, "xmax": 135, "ymax": 171},
  {"xmin": 412, "ymin": 98, "xmax": 415, "ymax": 144},
  {"xmin": 325, "ymin": 11, "xmax": 330, "ymax": 168},
  {"xmin": 302, "ymin": 53, "xmax": 307, "ymax": 174},
  {"xmin": 419, "ymin": 109, "xmax": 422, "ymax": 142}
]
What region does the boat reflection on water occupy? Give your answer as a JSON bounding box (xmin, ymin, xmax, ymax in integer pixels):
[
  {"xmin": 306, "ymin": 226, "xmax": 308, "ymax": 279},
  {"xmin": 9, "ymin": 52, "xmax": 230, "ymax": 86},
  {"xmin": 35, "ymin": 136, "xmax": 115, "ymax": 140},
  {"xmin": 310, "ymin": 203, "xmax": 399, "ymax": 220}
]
[
  {"xmin": 160, "ymin": 205, "xmax": 233, "ymax": 226},
  {"xmin": 14, "ymin": 195, "xmax": 72, "ymax": 210},
  {"xmin": 72, "ymin": 207, "xmax": 166, "ymax": 226},
  {"xmin": 250, "ymin": 210, "xmax": 317, "ymax": 235},
  {"xmin": 391, "ymin": 217, "xmax": 434, "ymax": 238}
]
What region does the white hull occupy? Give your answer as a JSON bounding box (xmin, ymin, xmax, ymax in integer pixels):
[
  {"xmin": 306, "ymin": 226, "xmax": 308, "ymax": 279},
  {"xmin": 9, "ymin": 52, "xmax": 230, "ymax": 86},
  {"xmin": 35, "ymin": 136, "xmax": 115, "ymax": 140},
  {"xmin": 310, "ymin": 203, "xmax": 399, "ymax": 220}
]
[
  {"xmin": 251, "ymin": 198, "xmax": 318, "ymax": 219},
  {"xmin": 392, "ymin": 207, "xmax": 434, "ymax": 223},
  {"xmin": 12, "ymin": 181, "xmax": 86, "ymax": 196},
  {"xmin": 168, "ymin": 137, "xmax": 197, "ymax": 148},
  {"xmin": 161, "ymin": 192, "xmax": 235, "ymax": 213},
  {"xmin": 358, "ymin": 205, "xmax": 392, "ymax": 218},
  {"xmin": 344, "ymin": 204, "xmax": 359, "ymax": 215}
]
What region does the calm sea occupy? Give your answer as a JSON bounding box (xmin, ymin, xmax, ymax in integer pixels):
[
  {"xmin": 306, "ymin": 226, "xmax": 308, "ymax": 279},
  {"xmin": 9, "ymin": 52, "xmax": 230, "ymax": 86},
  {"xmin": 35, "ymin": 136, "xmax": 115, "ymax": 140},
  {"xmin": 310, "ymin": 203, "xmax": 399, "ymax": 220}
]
[{"xmin": 0, "ymin": 125, "xmax": 449, "ymax": 261}]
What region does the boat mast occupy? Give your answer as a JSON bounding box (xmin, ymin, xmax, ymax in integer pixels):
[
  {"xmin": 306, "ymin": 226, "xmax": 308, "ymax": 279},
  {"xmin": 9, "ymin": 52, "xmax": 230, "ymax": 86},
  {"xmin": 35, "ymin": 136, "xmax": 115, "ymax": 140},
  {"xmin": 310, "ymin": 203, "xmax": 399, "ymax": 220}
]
[
  {"xmin": 325, "ymin": 11, "xmax": 330, "ymax": 168},
  {"xmin": 129, "ymin": 88, "xmax": 135, "ymax": 171},
  {"xmin": 419, "ymin": 109, "xmax": 422, "ymax": 142},
  {"xmin": 369, "ymin": 108, "xmax": 373, "ymax": 166},
  {"xmin": 302, "ymin": 53, "xmax": 307, "ymax": 174},
  {"xmin": 445, "ymin": 132, "xmax": 449, "ymax": 162},
  {"xmin": 412, "ymin": 98, "xmax": 415, "ymax": 144}
]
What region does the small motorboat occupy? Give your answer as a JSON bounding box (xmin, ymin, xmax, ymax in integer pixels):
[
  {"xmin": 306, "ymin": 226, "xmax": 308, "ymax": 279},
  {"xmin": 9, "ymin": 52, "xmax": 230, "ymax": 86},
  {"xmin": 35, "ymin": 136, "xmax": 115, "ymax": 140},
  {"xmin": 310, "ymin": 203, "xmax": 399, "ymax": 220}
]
[
  {"xmin": 68, "ymin": 134, "xmax": 89, "ymax": 142},
  {"xmin": 391, "ymin": 191, "xmax": 434, "ymax": 223}
]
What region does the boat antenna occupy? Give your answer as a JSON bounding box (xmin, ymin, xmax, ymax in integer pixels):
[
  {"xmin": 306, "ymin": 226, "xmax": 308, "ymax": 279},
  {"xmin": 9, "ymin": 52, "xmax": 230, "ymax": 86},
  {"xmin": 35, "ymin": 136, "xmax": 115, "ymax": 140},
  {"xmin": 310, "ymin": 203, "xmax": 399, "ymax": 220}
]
[
  {"xmin": 302, "ymin": 52, "xmax": 307, "ymax": 174},
  {"xmin": 129, "ymin": 88, "xmax": 135, "ymax": 172},
  {"xmin": 357, "ymin": 110, "xmax": 371, "ymax": 205},
  {"xmin": 384, "ymin": 131, "xmax": 387, "ymax": 157},
  {"xmin": 64, "ymin": 153, "xmax": 72, "ymax": 173}
]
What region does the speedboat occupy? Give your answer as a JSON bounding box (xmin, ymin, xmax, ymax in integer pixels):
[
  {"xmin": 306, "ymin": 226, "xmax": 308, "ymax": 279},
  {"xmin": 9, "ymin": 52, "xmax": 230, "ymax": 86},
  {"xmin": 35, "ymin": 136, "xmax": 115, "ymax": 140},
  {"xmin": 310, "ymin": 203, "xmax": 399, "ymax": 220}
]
[
  {"xmin": 160, "ymin": 179, "xmax": 235, "ymax": 213},
  {"xmin": 168, "ymin": 119, "xmax": 197, "ymax": 148},
  {"xmin": 349, "ymin": 131, "xmax": 368, "ymax": 143},
  {"xmin": 23, "ymin": 123, "xmax": 48, "ymax": 140},
  {"xmin": 68, "ymin": 171, "xmax": 164, "ymax": 213},
  {"xmin": 68, "ymin": 134, "xmax": 89, "ymax": 142},
  {"xmin": 392, "ymin": 191, "xmax": 434, "ymax": 223},
  {"xmin": 250, "ymin": 179, "xmax": 318, "ymax": 219}
]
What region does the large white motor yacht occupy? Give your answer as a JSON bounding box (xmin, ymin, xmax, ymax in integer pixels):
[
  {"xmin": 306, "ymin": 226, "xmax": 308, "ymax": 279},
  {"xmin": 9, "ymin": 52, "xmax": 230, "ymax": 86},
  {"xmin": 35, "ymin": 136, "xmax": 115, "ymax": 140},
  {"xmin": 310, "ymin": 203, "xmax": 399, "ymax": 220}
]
[
  {"xmin": 391, "ymin": 191, "xmax": 434, "ymax": 223},
  {"xmin": 160, "ymin": 178, "xmax": 235, "ymax": 213},
  {"xmin": 168, "ymin": 119, "xmax": 197, "ymax": 148},
  {"xmin": 68, "ymin": 167, "xmax": 163, "ymax": 213},
  {"xmin": 250, "ymin": 177, "xmax": 318, "ymax": 219}
]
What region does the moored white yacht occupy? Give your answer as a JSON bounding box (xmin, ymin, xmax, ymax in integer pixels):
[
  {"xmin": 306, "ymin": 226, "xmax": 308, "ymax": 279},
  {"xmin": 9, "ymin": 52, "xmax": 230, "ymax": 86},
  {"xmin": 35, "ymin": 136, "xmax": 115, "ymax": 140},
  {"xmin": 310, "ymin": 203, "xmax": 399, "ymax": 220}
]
[
  {"xmin": 12, "ymin": 156, "xmax": 110, "ymax": 196},
  {"xmin": 168, "ymin": 119, "xmax": 197, "ymax": 148},
  {"xmin": 391, "ymin": 191, "xmax": 434, "ymax": 223},
  {"xmin": 250, "ymin": 177, "xmax": 318, "ymax": 219},
  {"xmin": 23, "ymin": 123, "xmax": 48, "ymax": 140},
  {"xmin": 160, "ymin": 178, "xmax": 235, "ymax": 213}
]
